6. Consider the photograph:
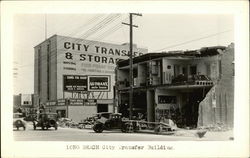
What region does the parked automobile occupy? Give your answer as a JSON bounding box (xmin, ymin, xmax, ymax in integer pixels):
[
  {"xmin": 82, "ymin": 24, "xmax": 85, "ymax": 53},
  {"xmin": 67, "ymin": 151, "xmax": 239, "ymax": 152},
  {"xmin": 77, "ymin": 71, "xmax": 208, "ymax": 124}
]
[
  {"xmin": 33, "ymin": 113, "xmax": 58, "ymax": 130},
  {"xmin": 13, "ymin": 113, "xmax": 27, "ymax": 130},
  {"xmin": 93, "ymin": 113, "xmax": 126, "ymax": 133},
  {"xmin": 24, "ymin": 114, "xmax": 37, "ymax": 121}
]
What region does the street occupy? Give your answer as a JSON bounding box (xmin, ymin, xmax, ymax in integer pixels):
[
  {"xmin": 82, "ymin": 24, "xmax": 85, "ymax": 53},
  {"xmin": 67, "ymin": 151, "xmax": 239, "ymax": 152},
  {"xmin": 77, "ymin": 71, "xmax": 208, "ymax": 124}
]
[{"xmin": 13, "ymin": 122, "xmax": 233, "ymax": 141}]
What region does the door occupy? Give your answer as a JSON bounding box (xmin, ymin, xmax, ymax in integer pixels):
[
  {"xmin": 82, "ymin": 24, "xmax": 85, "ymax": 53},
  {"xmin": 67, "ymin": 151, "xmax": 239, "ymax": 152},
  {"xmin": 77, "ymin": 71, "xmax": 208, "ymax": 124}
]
[{"xmin": 97, "ymin": 104, "xmax": 108, "ymax": 113}]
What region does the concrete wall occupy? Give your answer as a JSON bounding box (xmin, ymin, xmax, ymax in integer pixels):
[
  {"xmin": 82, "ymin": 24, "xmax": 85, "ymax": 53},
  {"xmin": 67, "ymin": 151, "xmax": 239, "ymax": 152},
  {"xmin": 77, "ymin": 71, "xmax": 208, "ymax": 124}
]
[
  {"xmin": 49, "ymin": 36, "xmax": 58, "ymax": 101},
  {"xmin": 155, "ymin": 89, "xmax": 181, "ymax": 109},
  {"xmin": 13, "ymin": 94, "xmax": 21, "ymax": 107},
  {"xmin": 162, "ymin": 56, "xmax": 219, "ymax": 83},
  {"xmin": 68, "ymin": 106, "xmax": 97, "ymax": 122},
  {"xmin": 34, "ymin": 47, "xmax": 39, "ymax": 106},
  {"xmin": 34, "ymin": 35, "xmax": 57, "ymax": 104},
  {"xmin": 197, "ymin": 44, "xmax": 234, "ymax": 127},
  {"xmin": 108, "ymin": 104, "xmax": 113, "ymax": 113}
]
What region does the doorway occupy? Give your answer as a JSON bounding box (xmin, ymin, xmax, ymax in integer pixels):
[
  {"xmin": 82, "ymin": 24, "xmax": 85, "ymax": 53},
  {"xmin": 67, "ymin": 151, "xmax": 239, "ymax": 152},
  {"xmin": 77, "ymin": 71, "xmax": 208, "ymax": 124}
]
[{"xmin": 97, "ymin": 104, "xmax": 108, "ymax": 113}]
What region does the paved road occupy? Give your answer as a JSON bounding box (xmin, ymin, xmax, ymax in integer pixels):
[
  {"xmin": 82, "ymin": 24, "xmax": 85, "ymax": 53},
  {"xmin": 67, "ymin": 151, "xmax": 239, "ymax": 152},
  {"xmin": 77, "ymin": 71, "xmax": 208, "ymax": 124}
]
[{"xmin": 13, "ymin": 122, "xmax": 233, "ymax": 141}]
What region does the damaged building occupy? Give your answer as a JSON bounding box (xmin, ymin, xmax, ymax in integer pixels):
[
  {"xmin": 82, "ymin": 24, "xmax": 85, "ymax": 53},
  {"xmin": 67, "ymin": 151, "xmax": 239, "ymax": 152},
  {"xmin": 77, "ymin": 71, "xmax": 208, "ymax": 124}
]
[{"xmin": 115, "ymin": 43, "xmax": 234, "ymax": 128}]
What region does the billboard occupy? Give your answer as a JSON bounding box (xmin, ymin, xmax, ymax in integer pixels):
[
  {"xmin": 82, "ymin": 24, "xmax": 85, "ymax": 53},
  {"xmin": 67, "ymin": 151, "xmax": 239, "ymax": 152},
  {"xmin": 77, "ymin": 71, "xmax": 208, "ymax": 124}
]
[
  {"xmin": 63, "ymin": 75, "xmax": 87, "ymax": 91},
  {"xmin": 88, "ymin": 75, "xmax": 110, "ymax": 92}
]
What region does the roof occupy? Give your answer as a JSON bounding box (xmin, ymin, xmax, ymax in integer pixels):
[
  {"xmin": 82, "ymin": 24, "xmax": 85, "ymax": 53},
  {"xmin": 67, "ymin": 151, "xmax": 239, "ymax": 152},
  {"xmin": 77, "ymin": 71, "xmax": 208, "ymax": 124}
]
[{"xmin": 117, "ymin": 46, "xmax": 226, "ymax": 67}]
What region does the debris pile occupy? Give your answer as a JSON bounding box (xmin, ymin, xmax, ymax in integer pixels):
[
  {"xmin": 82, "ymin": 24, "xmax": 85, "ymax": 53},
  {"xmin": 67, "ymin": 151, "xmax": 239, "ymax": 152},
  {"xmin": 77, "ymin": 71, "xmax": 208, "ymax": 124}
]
[
  {"xmin": 58, "ymin": 118, "xmax": 78, "ymax": 128},
  {"xmin": 58, "ymin": 117, "xmax": 95, "ymax": 129}
]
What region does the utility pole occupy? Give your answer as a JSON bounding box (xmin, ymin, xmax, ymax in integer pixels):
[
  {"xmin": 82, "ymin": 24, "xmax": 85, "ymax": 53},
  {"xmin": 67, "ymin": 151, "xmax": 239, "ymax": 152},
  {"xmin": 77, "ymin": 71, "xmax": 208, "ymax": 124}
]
[{"xmin": 122, "ymin": 13, "xmax": 142, "ymax": 119}]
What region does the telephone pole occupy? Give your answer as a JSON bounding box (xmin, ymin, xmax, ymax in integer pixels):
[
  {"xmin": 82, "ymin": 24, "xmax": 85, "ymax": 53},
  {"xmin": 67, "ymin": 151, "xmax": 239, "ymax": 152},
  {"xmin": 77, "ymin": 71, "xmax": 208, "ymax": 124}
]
[{"xmin": 122, "ymin": 13, "xmax": 142, "ymax": 119}]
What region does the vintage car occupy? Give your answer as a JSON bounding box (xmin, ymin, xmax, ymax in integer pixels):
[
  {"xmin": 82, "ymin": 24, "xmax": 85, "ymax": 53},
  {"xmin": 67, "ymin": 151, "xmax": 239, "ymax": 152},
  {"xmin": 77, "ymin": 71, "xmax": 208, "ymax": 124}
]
[
  {"xmin": 33, "ymin": 113, "xmax": 58, "ymax": 130},
  {"xmin": 13, "ymin": 113, "xmax": 27, "ymax": 130},
  {"xmin": 93, "ymin": 113, "xmax": 127, "ymax": 133}
]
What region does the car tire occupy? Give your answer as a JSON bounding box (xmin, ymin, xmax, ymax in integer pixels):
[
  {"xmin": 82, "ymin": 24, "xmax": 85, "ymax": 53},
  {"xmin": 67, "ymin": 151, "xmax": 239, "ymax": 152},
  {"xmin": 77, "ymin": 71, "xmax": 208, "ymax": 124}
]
[
  {"xmin": 93, "ymin": 124, "xmax": 104, "ymax": 133},
  {"xmin": 126, "ymin": 124, "xmax": 133, "ymax": 133},
  {"xmin": 121, "ymin": 124, "xmax": 127, "ymax": 133},
  {"xmin": 154, "ymin": 125, "xmax": 163, "ymax": 134},
  {"xmin": 42, "ymin": 125, "xmax": 45, "ymax": 130}
]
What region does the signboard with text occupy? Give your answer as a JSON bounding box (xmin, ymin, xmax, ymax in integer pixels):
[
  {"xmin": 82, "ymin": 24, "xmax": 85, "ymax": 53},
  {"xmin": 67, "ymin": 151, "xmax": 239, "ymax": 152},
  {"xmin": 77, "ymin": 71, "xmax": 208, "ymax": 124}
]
[
  {"xmin": 63, "ymin": 75, "xmax": 87, "ymax": 91},
  {"xmin": 57, "ymin": 35, "xmax": 147, "ymax": 75},
  {"xmin": 88, "ymin": 76, "xmax": 110, "ymax": 92}
]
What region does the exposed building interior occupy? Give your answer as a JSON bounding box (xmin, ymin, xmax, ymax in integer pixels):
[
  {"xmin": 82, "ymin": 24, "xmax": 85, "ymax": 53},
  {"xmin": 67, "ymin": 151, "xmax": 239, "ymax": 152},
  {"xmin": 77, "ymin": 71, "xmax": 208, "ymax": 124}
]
[{"xmin": 116, "ymin": 45, "xmax": 234, "ymax": 128}]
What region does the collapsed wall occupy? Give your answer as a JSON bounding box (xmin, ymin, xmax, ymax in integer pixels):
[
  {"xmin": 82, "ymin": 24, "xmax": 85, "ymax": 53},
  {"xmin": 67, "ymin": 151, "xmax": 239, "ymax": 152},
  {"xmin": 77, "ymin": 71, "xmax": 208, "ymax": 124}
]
[{"xmin": 197, "ymin": 43, "xmax": 234, "ymax": 128}]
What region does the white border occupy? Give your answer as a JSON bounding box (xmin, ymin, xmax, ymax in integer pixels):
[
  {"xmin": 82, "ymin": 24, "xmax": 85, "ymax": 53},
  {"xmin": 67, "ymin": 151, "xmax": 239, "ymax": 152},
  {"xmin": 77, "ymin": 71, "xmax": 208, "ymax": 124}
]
[{"xmin": 1, "ymin": 1, "xmax": 249, "ymax": 158}]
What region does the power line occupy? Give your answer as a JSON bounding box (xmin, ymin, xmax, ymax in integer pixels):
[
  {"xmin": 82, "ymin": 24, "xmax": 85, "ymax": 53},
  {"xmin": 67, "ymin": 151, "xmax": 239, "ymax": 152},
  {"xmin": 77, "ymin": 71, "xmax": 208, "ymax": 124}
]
[
  {"xmin": 153, "ymin": 29, "xmax": 232, "ymax": 52},
  {"xmin": 17, "ymin": 14, "xmax": 113, "ymax": 68},
  {"xmin": 79, "ymin": 14, "xmax": 121, "ymax": 39},
  {"xmin": 17, "ymin": 14, "xmax": 125, "ymax": 69}
]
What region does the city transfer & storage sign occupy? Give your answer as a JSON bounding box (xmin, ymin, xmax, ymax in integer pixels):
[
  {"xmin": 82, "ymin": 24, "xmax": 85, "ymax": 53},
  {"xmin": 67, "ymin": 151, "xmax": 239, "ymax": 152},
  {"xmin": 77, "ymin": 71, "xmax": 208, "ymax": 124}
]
[{"xmin": 57, "ymin": 35, "xmax": 147, "ymax": 75}]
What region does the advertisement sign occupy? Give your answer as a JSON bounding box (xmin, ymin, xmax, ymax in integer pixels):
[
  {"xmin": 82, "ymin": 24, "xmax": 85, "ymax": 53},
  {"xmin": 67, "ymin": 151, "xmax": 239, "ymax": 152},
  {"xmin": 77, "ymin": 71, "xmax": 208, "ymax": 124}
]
[
  {"xmin": 88, "ymin": 75, "xmax": 110, "ymax": 92},
  {"xmin": 69, "ymin": 99, "xmax": 84, "ymax": 105},
  {"xmin": 63, "ymin": 75, "xmax": 87, "ymax": 91}
]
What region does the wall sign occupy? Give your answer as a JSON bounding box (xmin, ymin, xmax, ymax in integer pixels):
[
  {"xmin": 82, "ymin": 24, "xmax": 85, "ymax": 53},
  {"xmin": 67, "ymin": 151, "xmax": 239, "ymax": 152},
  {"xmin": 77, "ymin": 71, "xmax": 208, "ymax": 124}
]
[
  {"xmin": 88, "ymin": 75, "xmax": 110, "ymax": 92},
  {"xmin": 63, "ymin": 75, "xmax": 87, "ymax": 91}
]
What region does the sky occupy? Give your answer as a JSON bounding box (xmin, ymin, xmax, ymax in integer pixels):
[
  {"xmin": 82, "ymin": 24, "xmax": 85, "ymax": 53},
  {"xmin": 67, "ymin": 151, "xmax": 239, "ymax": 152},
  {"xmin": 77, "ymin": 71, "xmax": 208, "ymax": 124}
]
[{"xmin": 13, "ymin": 14, "xmax": 234, "ymax": 94}]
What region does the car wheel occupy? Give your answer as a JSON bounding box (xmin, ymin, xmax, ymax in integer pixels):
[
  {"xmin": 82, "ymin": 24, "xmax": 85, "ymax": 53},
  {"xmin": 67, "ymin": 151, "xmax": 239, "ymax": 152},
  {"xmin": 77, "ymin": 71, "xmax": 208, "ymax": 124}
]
[
  {"xmin": 126, "ymin": 124, "xmax": 133, "ymax": 133},
  {"xmin": 93, "ymin": 124, "xmax": 104, "ymax": 133},
  {"xmin": 121, "ymin": 123, "xmax": 128, "ymax": 133},
  {"xmin": 154, "ymin": 125, "xmax": 163, "ymax": 134}
]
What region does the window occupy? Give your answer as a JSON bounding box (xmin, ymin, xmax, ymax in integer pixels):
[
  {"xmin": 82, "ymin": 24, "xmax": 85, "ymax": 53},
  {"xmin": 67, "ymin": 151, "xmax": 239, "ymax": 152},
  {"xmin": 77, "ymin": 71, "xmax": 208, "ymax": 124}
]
[
  {"xmin": 23, "ymin": 101, "xmax": 29, "ymax": 104},
  {"xmin": 190, "ymin": 65, "xmax": 197, "ymax": 75}
]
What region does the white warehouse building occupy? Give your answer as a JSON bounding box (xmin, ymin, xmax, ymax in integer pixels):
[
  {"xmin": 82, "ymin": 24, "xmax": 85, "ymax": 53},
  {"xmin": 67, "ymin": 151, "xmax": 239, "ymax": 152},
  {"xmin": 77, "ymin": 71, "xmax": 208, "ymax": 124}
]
[{"xmin": 34, "ymin": 35, "xmax": 147, "ymax": 122}]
